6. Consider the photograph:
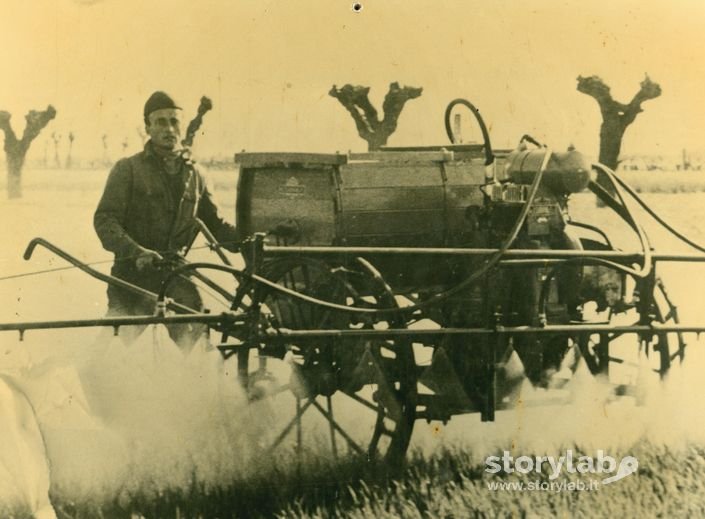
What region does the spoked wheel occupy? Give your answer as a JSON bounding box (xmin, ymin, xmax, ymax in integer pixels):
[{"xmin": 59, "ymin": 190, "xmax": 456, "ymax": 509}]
[
  {"xmin": 244, "ymin": 256, "xmax": 417, "ymax": 465},
  {"xmin": 649, "ymin": 278, "xmax": 686, "ymax": 375},
  {"xmin": 575, "ymin": 277, "xmax": 685, "ymax": 386}
]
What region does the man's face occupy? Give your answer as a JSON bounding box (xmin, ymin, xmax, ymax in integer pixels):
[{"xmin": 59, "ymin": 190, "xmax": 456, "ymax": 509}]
[{"xmin": 146, "ymin": 108, "xmax": 182, "ymax": 151}]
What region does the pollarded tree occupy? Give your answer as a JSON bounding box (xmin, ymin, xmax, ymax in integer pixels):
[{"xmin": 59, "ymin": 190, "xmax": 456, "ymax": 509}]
[
  {"xmin": 101, "ymin": 134, "xmax": 109, "ymax": 165},
  {"xmin": 66, "ymin": 132, "xmax": 75, "ymax": 169},
  {"xmin": 52, "ymin": 132, "xmax": 62, "ymax": 168},
  {"xmin": 577, "ymin": 75, "xmax": 661, "ymax": 170},
  {"xmin": 0, "ymin": 106, "xmax": 56, "ymax": 198},
  {"xmin": 329, "ymin": 82, "xmax": 422, "ymax": 151}
]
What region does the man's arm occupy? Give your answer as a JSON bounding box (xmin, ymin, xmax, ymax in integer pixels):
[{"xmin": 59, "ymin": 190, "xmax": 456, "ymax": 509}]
[
  {"xmin": 196, "ymin": 179, "xmax": 240, "ymax": 253},
  {"xmin": 94, "ymin": 160, "xmax": 142, "ymax": 257}
]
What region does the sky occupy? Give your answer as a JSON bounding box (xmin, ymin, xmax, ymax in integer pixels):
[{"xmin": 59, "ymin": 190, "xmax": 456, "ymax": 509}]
[{"xmin": 0, "ymin": 0, "xmax": 703, "ymax": 163}]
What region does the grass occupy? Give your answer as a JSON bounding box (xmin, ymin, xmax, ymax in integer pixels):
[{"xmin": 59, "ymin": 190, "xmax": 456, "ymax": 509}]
[
  {"xmin": 617, "ymin": 170, "xmax": 705, "ymax": 194},
  {"xmin": 47, "ymin": 442, "xmax": 705, "ymax": 518}
]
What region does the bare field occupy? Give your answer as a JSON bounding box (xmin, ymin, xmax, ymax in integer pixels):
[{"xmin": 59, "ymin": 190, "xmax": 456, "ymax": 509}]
[{"xmin": 2, "ymin": 168, "xmax": 705, "ymax": 517}]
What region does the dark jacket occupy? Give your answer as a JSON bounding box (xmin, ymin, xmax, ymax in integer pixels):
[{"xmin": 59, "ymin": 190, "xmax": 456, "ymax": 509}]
[{"xmin": 94, "ymin": 142, "xmax": 238, "ymax": 281}]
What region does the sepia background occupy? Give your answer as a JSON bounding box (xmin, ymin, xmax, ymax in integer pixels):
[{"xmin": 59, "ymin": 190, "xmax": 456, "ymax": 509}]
[
  {"xmin": 1, "ymin": 0, "xmax": 705, "ymax": 517},
  {"xmin": 0, "ymin": 0, "xmax": 704, "ymax": 160}
]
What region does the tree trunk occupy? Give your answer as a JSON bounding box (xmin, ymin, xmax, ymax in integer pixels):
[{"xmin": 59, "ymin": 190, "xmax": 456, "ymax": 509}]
[
  {"xmin": 5, "ymin": 145, "xmax": 25, "ymax": 199},
  {"xmin": 0, "ymin": 106, "xmax": 56, "ymax": 198},
  {"xmin": 598, "ymin": 118, "xmax": 627, "ymax": 170},
  {"xmin": 7, "ymin": 160, "xmax": 22, "ymax": 199}
]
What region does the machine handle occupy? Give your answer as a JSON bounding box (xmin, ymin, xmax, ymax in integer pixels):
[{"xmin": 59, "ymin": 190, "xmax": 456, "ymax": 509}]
[
  {"xmin": 195, "ymin": 218, "xmax": 233, "ymax": 266},
  {"xmin": 23, "ymin": 237, "xmax": 198, "ymax": 314}
]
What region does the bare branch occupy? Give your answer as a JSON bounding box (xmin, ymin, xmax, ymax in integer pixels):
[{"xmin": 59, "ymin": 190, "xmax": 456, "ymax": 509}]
[
  {"xmin": 350, "ymin": 86, "xmax": 379, "ymax": 126},
  {"xmin": 0, "ymin": 111, "xmax": 19, "ymax": 151},
  {"xmin": 577, "ymin": 75, "xmax": 612, "ymax": 103},
  {"xmin": 21, "ymin": 105, "xmax": 56, "ymax": 148},
  {"xmin": 182, "ymin": 96, "xmax": 213, "ymax": 148},
  {"xmin": 329, "ymin": 85, "xmax": 375, "ymax": 140},
  {"xmin": 623, "ymin": 74, "xmax": 662, "ymax": 125},
  {"xmin": 381, "ymin": 82, "xmax": 423, "ymax": 132},
  {"xmin": 576, "ymin": 75, "xmax": 631, "ymax": 115}
]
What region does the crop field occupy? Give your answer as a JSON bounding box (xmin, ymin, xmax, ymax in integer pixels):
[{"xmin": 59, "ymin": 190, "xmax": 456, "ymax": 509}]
[
  {"xmin": 618, "ymin": 170, "xmax": 705, "ymax": 194},
  {"xmin": 2, "ymin": 167, "xmax": 705, "ymax": 518}
]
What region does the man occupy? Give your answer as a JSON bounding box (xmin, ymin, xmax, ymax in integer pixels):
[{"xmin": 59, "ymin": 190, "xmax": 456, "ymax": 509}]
[{"xmin": 94, "ymin": 91, "xmax": 239, "ymax": 348}]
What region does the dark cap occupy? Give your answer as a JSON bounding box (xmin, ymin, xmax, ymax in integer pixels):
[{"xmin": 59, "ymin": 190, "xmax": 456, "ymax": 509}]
[{"xmin": 144, "ymin": 91, "xmax": 181, "ymax": 123}]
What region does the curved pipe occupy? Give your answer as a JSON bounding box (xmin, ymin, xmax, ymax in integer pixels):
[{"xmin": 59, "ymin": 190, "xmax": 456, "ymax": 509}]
[
  {"xmin": 195, "ymin": 217, "xmax": 233, "ymax": 266},
  {"xmin": 590, "ymin": 164, "xmax": 652, "ymax": 279},
  {"xmin": 566, "ymin": 221, "xmax": 613, "ymax": 250},
  {"xmin": 587, "ymin": 179, "xmax": 635, "ymax": 226},
  {"xmin": 610, "ymin": 169, "xmax": 705, "ymax": 254},
  {"xmin": 157, "ymin": 262, "xmax": 380, "ymax": 315},
  {"xmin": 23, "ymin": 237, "xmax": 198, "ymax": 314},
  {"xmin": 444, "ymin": 98, "xmax": 494, "ymax": 165}
]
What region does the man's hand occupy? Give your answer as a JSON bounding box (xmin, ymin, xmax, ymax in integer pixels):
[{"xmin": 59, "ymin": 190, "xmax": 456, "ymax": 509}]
[{"xmin": 135, "ymin": 247, "xmax": 164, "ymax": 271}]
